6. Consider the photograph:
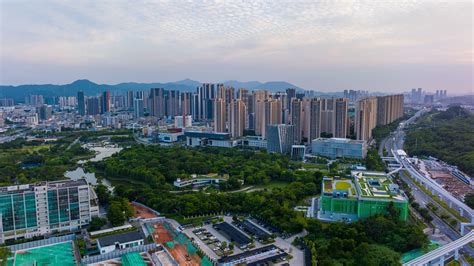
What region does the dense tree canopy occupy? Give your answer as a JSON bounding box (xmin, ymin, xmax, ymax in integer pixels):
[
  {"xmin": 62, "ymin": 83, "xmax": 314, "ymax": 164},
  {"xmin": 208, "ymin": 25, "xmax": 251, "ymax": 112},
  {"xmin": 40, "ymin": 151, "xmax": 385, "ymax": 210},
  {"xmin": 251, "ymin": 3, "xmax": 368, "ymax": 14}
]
[
  {"xmin": 302, "ymin": 214, "xmax": 427, "ymax": 265},
  {"xmin": 94, "ymin": 145, "xmax": 302, "ymax": 188},
  {"xmin": 405, "ymin": 106, "xmax": 474, "ymax": 175},
  {"xmin": 0, "ymin": 138, "xmax": 93, "ymax": 186}
]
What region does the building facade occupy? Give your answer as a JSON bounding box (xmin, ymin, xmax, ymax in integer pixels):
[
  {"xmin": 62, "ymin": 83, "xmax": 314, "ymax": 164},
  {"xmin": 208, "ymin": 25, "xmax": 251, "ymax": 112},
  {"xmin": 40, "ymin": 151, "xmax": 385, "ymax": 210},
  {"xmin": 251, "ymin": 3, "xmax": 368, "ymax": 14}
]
[
  {"xmin": 0, "ymin": 179, "xmax": 99, "ymax": 244},
  {"xmin": 319, "ymin": 171, "xmax": 408, "ymax": 222},
  {"xmin": 355, "ymin": 97, "xmax": 378, "ymax": 141},
  {"xmin": 266, "ymin": 124, "xmax": 295, "ymax": 154},
  {"xmin": 311, "ymin": 138, "xmax": 367, "ymax": 159}
]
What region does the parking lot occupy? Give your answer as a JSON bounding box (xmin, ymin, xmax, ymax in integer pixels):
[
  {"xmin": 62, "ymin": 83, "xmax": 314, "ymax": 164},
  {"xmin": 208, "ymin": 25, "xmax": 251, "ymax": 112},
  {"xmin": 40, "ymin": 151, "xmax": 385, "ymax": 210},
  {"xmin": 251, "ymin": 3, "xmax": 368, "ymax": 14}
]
[
  {"xmin": 184, "ymin": 216, "xmax": 305, "ymax": 265},
  {"xmin": 184, "ymin": 223, "xmax": 242, "ymax": 260}
]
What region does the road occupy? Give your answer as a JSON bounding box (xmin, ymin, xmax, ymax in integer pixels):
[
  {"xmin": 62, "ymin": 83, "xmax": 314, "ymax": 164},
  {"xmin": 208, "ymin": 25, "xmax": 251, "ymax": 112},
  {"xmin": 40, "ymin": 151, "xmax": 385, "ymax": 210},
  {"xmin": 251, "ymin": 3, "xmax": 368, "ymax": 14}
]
[{"xmin": 381, "ymin": 108, "xmax": 474, "ymax": 257}]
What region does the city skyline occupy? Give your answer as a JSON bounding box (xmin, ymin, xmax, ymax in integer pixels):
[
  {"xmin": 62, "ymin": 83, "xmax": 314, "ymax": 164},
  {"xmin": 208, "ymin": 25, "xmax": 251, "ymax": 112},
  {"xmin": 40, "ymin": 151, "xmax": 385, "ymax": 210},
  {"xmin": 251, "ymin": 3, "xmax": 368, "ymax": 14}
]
[{"xmin": 1, "ymin": 1, "xmax": 472, "ymax": 94}]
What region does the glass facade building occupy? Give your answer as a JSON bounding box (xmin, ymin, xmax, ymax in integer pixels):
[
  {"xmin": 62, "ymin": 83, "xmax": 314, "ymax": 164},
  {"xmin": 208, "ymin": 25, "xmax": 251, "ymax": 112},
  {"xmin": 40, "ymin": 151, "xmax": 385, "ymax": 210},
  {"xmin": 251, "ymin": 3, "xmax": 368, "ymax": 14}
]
[
  {"xmin": 311, "ymin": 137, "xmax": 367, "ymax": 159},
  {"xmin": 0, "ymin": 179, "xmax": 98, "ymax": 244}
]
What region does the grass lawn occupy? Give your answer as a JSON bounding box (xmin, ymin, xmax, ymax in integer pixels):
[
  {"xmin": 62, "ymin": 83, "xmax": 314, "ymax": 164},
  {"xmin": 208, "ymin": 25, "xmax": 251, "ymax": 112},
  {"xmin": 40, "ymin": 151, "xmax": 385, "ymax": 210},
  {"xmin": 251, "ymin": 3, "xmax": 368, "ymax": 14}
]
[{"xmin": 335, "ymin": 181, "xmax": 351, "ymax": 190}]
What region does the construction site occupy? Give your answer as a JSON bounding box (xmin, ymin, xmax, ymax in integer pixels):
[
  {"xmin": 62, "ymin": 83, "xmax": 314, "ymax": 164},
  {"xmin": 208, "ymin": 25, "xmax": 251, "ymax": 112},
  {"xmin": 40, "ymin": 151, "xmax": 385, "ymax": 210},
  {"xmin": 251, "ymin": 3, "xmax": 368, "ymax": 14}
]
[
  {"xmin": 145, "ymin": 222, "xmax": 213, "ymax": 266},
  {"xmin": 131, "ymin": 202, "xmax": 160, "ymax": 219}
]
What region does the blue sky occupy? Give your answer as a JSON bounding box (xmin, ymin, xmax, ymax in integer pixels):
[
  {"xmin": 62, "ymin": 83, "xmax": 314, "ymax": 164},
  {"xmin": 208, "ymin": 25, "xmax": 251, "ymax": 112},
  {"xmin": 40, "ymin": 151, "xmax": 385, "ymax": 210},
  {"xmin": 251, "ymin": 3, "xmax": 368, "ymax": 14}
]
[{"xmin": 0, "ymin": 0, "xmax": 472, "ymax": 94}]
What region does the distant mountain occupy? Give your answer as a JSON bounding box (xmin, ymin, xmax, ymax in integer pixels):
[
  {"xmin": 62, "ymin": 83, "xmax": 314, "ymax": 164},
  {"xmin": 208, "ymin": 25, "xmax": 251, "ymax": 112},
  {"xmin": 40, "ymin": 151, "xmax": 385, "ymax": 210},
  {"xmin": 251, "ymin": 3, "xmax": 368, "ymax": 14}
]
[
  {"xmin": 222, "ymin": 80, "xmax": 263, "ymax": 90},
  {"xmin": 0, "ymin": 79, "xmax": 308, "ymax": 102},
  {"xmin": 173, "ymin": 78, "xmax": 201, "ymax": 87},
  {"xmin": 256, "ymin": 81, "xmax": 303, "ymax": 92}
]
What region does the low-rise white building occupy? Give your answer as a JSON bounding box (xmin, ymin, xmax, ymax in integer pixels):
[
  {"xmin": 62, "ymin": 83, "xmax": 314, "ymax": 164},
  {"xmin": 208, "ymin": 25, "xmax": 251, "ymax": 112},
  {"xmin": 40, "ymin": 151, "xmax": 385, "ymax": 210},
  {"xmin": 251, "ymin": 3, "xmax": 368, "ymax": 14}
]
[{"xmin": 97, "ymin": 231, "xmax": 144, "ymax": 254}]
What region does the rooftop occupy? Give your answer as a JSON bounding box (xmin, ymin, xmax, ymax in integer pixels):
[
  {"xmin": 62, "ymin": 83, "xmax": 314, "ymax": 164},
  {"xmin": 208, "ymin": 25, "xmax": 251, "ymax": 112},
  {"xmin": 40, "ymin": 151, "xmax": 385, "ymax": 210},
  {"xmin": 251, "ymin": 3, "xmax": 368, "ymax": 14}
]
[
  {"xmin": 13, "ymin": 241, "xmax": 77, "ymax": 266},
  {"xmin": 97, "ymin": 230, "xmax": 144, "ymax": 247},
  {"xmin": 0, "ymin": 179, "xmax": 88, "ymax": 194},
  {"xmin": 322, "ymin": 177, "xmax": 357, "ymax": 198},
  {"xmin": 312, "ymin": 137, "xmax": 366, "ymax": 144},
  {"xmin": 352, "ymin": 171, "xmax": 407, "ymax": 201}
]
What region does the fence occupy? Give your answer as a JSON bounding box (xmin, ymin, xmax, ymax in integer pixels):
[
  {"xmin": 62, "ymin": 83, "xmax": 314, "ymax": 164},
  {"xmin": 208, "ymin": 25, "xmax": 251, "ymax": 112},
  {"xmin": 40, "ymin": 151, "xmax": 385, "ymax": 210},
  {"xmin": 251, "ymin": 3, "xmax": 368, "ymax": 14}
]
[
  {"xmin": 81, "ymin": 243, "xmax": 158, "ymax": 265},
  {"xmin": 8, "ymin": 234, "xmax": 76, "ymax": 252}
]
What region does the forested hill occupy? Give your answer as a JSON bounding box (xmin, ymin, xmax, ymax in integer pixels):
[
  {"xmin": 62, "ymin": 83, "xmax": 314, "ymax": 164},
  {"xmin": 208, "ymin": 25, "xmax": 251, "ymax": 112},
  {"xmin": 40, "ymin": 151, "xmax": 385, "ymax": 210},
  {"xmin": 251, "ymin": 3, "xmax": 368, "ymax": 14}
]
[{"xmin": 405, "ymin": 106, "xmax": 474, "ymax": 176}]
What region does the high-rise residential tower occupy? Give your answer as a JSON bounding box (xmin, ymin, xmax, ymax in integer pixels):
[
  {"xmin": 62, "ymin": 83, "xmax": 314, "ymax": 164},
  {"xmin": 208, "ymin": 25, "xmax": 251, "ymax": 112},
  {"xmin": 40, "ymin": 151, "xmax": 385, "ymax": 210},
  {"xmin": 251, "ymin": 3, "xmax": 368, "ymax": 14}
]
[
  {"xmin": 231, "ymin": 99, "xmax": 247, "ymax": 138},
  {"xmin": 334, "ymin": 98, "xmax": 349, "ymax": 138},
  {"xmin": 290, "ymin": 98, "xmax": 302, "ymax": 144},
  {"xmin": 77, "ymin": 91, "xmax": 85, "ymax": 116},
  {"xmin": 355, "ymin": 97, "xmax": 378, "ymax": 141}
]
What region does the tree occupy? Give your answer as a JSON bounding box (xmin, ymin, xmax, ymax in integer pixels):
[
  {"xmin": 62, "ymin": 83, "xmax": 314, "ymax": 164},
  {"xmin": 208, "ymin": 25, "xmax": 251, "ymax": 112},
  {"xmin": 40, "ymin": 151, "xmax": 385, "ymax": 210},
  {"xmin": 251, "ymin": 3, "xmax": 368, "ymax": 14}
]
[
  {"xmin": 353, "ymin": 243, "xmax": 401, "ymax": 266},
  {"xmin": 89, "ymin": 217, "xmax": 107, "ymax": 231},
  {"xmin": 465, "ymin": 193, "xmax": 474, "ymax": 209},
  {"xmin": 107, "ymin": 201, "xmax": 126, "ymax": 226},
  {"xmin": 95, "ymin": 184, "xmax": 111, "ymax": 205},
  {"xmin": 121, "ymin": 198, "xmax": 134, "ymax": 219},
  {"xmin": 0, "ymin": 246, "xmax": 12, "ymax": 266},
  {"xmin": 386, "ymin": 202, "xmax": 400, "ymax": 221}
]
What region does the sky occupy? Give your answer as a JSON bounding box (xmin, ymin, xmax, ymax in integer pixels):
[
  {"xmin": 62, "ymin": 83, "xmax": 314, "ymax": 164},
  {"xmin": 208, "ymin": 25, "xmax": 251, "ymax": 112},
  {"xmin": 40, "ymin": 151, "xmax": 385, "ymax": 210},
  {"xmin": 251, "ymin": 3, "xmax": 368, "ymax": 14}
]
[{"xmin": 0, "ymin": 0, "xmax": 472, "ymax": 94}]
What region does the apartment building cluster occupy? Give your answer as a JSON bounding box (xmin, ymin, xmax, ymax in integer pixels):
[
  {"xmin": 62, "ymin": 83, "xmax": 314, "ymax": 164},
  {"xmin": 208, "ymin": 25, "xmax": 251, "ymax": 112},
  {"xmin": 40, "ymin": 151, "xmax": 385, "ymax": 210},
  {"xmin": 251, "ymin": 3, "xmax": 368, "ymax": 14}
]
[{"xmin": 354, "ymin": 94, "xmax": 404, "ymax": 141}]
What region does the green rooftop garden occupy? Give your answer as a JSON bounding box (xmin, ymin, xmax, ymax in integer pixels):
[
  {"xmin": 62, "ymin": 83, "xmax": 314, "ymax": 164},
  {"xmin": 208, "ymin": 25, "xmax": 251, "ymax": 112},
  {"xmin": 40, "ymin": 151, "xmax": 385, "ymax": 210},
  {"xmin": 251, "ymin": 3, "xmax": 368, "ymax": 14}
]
[{"xmin": 335, "ymin": 181, "xmax": 351, "ymax": 191}]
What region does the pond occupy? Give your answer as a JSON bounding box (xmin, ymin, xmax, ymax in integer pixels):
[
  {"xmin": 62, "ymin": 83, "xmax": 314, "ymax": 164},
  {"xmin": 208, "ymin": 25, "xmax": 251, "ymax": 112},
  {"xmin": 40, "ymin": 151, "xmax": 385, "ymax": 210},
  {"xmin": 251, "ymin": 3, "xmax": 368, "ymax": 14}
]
[{"xmin": 64, "ymin": 145, "xmax": 122, "ymax": 191}]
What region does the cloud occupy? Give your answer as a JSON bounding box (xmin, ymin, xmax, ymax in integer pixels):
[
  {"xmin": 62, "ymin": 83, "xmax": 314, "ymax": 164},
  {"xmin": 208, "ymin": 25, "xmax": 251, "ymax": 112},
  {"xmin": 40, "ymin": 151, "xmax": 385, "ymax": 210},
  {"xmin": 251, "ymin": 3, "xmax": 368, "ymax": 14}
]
[{"xmin": 0, "ymin": 0, "xmax": 472, "ymax": 93}]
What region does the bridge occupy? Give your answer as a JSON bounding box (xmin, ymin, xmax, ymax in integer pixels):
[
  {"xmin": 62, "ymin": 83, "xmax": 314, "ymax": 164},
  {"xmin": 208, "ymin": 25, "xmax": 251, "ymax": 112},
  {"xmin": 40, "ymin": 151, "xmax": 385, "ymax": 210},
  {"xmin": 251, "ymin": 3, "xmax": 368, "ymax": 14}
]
[{"xmin": 403, "ymin": 230, "xmax": 474, "ymax": 266}]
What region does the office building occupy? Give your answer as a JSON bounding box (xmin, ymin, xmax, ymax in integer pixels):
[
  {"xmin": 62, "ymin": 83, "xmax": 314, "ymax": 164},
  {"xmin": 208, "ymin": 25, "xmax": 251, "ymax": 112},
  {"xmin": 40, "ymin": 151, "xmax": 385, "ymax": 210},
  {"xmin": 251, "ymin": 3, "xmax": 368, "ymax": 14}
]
[
  {"xmin": 0, "ymin": 180, "xmax": 99, "ymax": 244},
  {"xmin": 318, "ymin": 171, "xmax": 408, "ymax": 222},
  {"xmin": 174, "ymin": 115, "xmax": 192, "ymax": 128},
  {"xmin": 100, "ymin": 91, "xmax": 110, "ymax": 114},
  {"xmin": 86, "ymin": 97, "xmax": 100, "ymax": 115},
  {"xmin": 312, "ymin": 138, "xmax": 367, "ymax": 159},
  {"xmin": 266, "ymin": 124, "xmax": 295, "ymax": 154},
  {"xmin": 355, "ymin": 97, "xmax": 377, "ymax": 141},
  {"xmin": 37, "ymin": 104, "xmax": 53, "ymax": 121},
  {"xmin": 184, "ymin": 131, "xmax": 238, "ymax": 148},
  {"xmin": 133, "ymin": 98, "xmax": 144, "ymax": 118},
  {"xmin": 77, "ymin": 91, "xmax": 85, "ymax": 115},
  {"xmin": 241, "ymin": 136, "xmax": 267, "ymax": 149},
  {"xmin": 291, "ymin": 145, "xmax": 306, "ymax": 161},
  {"xmin": 126, "ymin": 91, "xmax": 134, "ymax": 109}
]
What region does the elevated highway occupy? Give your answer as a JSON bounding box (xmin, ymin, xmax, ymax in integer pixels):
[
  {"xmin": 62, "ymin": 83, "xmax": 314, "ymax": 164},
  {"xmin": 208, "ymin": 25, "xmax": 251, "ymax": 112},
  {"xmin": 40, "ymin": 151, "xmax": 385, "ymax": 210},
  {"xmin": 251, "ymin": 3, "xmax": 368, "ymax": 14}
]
[{"xmin": 403, "ymin": 230, "xmax": 474, "ymax": 266}]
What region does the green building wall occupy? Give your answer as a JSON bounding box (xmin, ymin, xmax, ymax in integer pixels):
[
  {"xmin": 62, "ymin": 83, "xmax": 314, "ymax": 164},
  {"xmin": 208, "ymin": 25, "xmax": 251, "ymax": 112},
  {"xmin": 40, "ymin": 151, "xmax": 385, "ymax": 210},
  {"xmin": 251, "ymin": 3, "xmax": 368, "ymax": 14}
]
[
  {"xmin": 357, "ymin": 200, "xmax": 408, "ymax": 221},
  {"xmin": 321, "ymin": 195, "xmax": 408, "ymax": 221},
  {"xmin": 321, "ymin": 195, "xmax": 358, "ymax": 214}
]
